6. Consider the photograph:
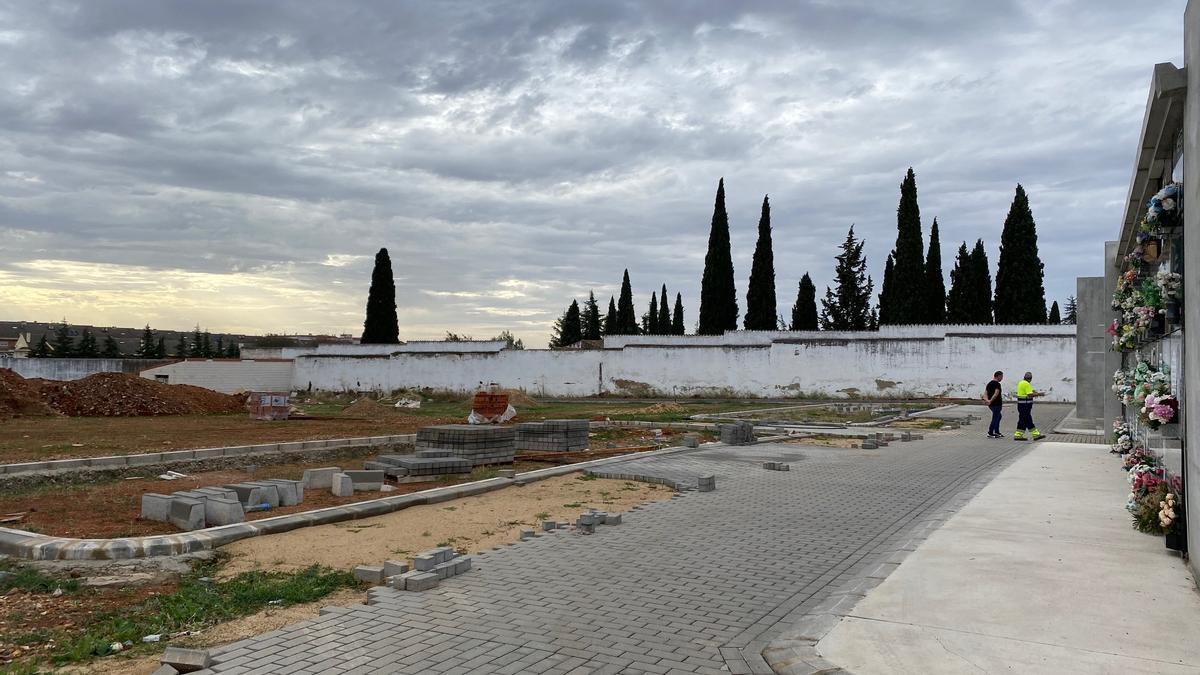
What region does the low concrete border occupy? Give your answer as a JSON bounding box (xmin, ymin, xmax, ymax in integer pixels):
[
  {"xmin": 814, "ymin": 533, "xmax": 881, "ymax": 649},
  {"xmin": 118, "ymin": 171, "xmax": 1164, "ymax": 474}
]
[
  {"xmin": 0, "ymin": 441, "xmax": 717, "ymax": 561},
  {"xmin": 0, "ymin": 434, "xmax": 417, "ymax": 477}
]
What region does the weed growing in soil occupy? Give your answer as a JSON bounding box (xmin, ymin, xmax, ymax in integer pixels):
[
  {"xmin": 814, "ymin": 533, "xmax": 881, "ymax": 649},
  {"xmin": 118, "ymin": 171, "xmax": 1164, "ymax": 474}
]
[
  {"xmin": 0, "ymin": 561, "xmax": 80, "ymax": 595},
  {"xmin": 4, "ymin": 561, "xmax": 358, "ymax": 668}
]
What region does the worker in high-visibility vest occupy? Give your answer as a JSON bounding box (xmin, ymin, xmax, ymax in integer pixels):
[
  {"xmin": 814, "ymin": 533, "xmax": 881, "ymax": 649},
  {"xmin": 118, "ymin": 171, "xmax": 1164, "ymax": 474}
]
[{"xmin": 1013, "ymin": 371, "xmax": 1045, "ymax": 441}]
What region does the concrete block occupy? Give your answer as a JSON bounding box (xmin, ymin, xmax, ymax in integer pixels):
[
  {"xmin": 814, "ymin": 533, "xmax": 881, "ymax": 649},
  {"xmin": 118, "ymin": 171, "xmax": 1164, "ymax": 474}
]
[
  {"xmin": 238, "ymin": 483, "xmax": 278, "ymax": 507},
  {"xmin": 302, "ymin": 467, "xmax": 341, "ymax": 490},
  {"xmin": 593, "ymin": 512, "xmax": 608, "ymax": 524},
  {"xmin": 454, "ymin": 556, "xmax": 472, "ymax": 574},
  {"xmin": 432, "ymin": 560, "xmax": 457, "ymax": 579},
  {"xmin": 402, "ymin": 571, "xmax": 439, "ymax": 592},
  {"xmin": 257, "ymin": 480, "xmax": 300, "ymax": 506},
  {"xmin": 414, "ymin": 553, "xmax": 438, "ymax": 572},
  {"xmin": 344, "ymin": 470, "xmax": 384, "ymax": 490},
  {"xmin": 861, "ymin": 441, "xmax": 879, "ymax": 449},
  {"xmin": 385, "ymin": 575, "xmax": 405, "ymax": 590},
  {"xmin": 168, "ymin": 498, "xmax": 205, "ymax": 531},
  {"xmin": 383, "ymin": 560, "xmax": 409, "ymax": 577},
  {"xmin": 362, "ymin": 461, "xmax": 391, "ymax": 471},
  {"xmin": 151, "ymin": 665, "xmax": 180, "ymax": 675},
  {"xmin": 431, "ymin": 546, "xmax": 456, "ymax": 563},
  {"xmin": 140, "ymin": 493, "xmax": 173, "ymax": 522},
  {"xmin": 542, "ymin": 520, "xmax": 557, "ymax": 532},
  {"xmin": 353, "ymin": 565, "xmax": 385, "ymax": 585},
  {"xmin": 697, "ymin": 475, "xmax": 716, "ymax": 492},
  {"xmin": 331, "ymin": 473, "xmax": 354, "ymax": 497},
  {"xmin": 223, "ymin": 484, "xmax": 264, "ymax": 507},
  {"xmin": 606, "ymin": 513, "xmax": 622, "ymax": 526},
  {"xmin": 203, "ymin": 497, "xmax": 245, "ymax": 526},
  {"xmin": 520, "ymin": 528, "xmax": 535, "ymax": 540},
  {"xmin": 160, "ymin": 647, "xmax": 210, "ymax": 673},
  {"xmin": 682, "ymin": 433, "xmax": 700, "ymax": 448}
]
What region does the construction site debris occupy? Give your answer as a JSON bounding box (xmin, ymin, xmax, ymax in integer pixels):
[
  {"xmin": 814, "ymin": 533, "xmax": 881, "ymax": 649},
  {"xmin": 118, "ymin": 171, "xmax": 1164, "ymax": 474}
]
[{"xmin": 3, "ymin": 371, "xmax": 245, "ymax": 417}]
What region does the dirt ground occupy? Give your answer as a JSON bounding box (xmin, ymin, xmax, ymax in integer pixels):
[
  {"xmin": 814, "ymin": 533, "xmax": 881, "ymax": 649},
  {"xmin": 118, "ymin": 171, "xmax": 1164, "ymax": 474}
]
[{"xmin": 220, "ymin": 473, "xmax": 674, "ymax": 576}]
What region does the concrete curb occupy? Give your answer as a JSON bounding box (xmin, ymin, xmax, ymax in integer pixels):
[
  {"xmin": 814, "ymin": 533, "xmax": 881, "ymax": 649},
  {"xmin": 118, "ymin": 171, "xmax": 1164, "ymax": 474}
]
[
  {"xmin": 0, "ymin": 441, "xmax": 714, "ymax": 561},
  {"xmin": 0, "ymin": 434, "xmax": 417, "ymax": 477}
]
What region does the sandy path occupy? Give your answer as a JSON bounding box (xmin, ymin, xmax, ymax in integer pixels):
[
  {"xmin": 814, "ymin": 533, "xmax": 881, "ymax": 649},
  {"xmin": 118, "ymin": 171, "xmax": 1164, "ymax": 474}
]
[{"xmin": 221, "ymin": 473, "xmax": 674, "ymax": 576}]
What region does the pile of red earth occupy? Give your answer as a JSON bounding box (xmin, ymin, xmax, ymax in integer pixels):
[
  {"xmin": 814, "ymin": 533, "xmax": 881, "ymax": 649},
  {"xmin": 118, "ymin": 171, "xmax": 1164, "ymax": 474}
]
[
  {"xmin": 0, "ymin": 369, "xmax": 57, "ymax": 418},
  {"xmin": 1, "ymin": 370, "xmax": 246, "ymax": 417}
]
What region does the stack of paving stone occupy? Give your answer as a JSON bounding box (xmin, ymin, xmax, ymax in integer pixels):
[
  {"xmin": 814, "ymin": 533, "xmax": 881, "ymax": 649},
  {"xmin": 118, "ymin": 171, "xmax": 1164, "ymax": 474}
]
[
  {"xmin": 574, "ymin": 509, "xmax": 622, "ymax": 534},
  {"xmin": 365, "ymin": 452, "xmax": 473, "ymax": 480},
  {"xmin": 352, "ymin": 546, "xmax": 471, "ymax": 592},
  {"xmin": 415, "ymin": 424, "xmax": 516, "ymax": 466},
  {"xmin": 763, "ymin": 461, "xmax": 791, "ymax": 471},
  {"xmin": 140, "ymin": 478, "xmax": 305, "ymax": 531},
  {"xmin": 719, "ymin": 421, "xmax": 755, "ymax": 445},
  {"xmin": 513, "ymin": 419, "xmax": 589, "ymax": 452}
]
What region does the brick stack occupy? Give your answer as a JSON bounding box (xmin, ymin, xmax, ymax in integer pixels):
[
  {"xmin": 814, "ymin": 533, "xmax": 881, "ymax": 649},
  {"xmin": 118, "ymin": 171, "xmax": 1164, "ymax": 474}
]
[
  {"xmin": 416, "ymin": 424, "xmax": 516, "ymax": 466},
  {"xmin": 514, "ymin": 419, "xmax": 589, "ymax": 452},
  {"xmin": 367, "ymin": 452, "xmax": 473, "ymax": 479},
  {"xmin": 719, "ymin": 421, "xmax": 755, "ymax": 445}
]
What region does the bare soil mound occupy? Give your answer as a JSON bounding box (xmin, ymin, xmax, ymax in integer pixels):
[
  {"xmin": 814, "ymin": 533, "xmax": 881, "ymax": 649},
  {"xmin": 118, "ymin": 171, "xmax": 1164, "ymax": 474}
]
[
  {"xmin": 640, "ymin": 402, "xmax": 684, "ymax": 414},
  {"xmin": 36, "ymin": 372, "xmax": 246, "ymax": 417},
  {"xmin": 0, "ymin": 368, "xmax": 58, "ymax": 418},
  {"xmin": 341, "ymin": 398, "xmax": 392, "ymax": 418}
]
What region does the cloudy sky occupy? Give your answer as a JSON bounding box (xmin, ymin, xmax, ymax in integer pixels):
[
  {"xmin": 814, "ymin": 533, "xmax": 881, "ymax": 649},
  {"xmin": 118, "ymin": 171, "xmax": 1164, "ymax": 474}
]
[{"xmin": 0, "ymin": 1, "xmax": 1187, "ymax": 347}]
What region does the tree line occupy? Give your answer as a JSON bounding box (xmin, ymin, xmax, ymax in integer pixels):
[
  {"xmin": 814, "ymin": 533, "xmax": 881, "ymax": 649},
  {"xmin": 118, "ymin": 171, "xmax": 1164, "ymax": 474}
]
[{"xmin": 29, "ymin": 321, "xmax": 240, "ymax": 359}]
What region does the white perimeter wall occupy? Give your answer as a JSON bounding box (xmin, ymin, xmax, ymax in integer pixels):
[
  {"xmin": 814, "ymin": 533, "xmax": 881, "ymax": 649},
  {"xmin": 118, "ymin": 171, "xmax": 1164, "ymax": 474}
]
[
  {"xmin": 292, "ymin": 326, "xmax": 1077, "ymax": 401},
  {"xmin": 140, "ymin": 360, "xmax": 294, "ymax": 394}
]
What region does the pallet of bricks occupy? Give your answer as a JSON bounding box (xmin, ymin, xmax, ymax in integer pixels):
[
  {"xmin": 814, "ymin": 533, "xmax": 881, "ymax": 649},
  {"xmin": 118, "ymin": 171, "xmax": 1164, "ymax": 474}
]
[
  {"xmin": 514, "ymin": 419, "xmax": 589, "ymax": 452},
  {"xmin": 415, "ymin": 424, "xmax": 516, "ymax": 466}
]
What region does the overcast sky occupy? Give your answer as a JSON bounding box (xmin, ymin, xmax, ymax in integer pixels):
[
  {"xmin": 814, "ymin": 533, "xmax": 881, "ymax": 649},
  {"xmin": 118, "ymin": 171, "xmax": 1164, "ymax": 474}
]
[{"xmin": 0, "ymin": 1, "xmax": 1187, "ymax": 347}]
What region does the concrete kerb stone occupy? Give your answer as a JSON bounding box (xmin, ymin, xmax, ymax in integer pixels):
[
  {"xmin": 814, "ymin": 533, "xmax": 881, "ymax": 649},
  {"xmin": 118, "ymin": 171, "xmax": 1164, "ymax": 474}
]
[
  {"xmin": 0, "ymin": 441, "xmax": 706, "ymax": 560},
  {"xmin": 302, "ymin": 467, "xmax": 340, "ymax": 489}
]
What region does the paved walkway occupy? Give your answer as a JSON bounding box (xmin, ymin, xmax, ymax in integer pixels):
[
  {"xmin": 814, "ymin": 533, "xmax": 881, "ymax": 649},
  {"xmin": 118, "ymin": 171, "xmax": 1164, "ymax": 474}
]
[
  {"xmin": 202, "ymin": 406, "xmax": 1070, "ymax": 675},
  {"xmin": 817, "ymin": 440, "xmax": 1200, "ymax": 673}
]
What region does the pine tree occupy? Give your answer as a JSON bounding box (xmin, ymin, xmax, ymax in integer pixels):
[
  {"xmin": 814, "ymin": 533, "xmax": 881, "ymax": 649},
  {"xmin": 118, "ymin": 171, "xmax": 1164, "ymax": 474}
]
[
  {"xmin": 550, "ymin": 300, "xmax": 583, "ymax": 348},
  {"xmin": 744, "ymin": 195, "xmax": 777, "ymax": 330},
  {"xmin": 603, "ymin": 296, "xmax": 618, "ymax": 336},
  {"xmin": 215, "ymin": 335, "xmax": 225, "ymax": 357},
  {"xmin": 946, "ymin": 242, "xmax": 972, "ymax": 324},
  {"xmin": 647, "ymin": 292, "xmax": 660, "ymax": 335},
  {"xmin": 878, "ymin": 255, "xmax": 895, "ymax": 325},
  {"xmin": 616, "ymin": 269, "xmax": 638, "ymax": 334},
  {"xmin": 969, "ymin": 239, "xmax": 994, "ymax": 324},
  {"xmin": 672, "ymin": 293, "xmax": 685, "ymax": 335},
  {"xmin": 51, "ymin": 321, "xmax": 74, "ymax": 357},
  {"xmin": 201, "ymin": 331, "xmax": 213, "ymax": 358},
  {"xmin": 790, "ymin": 273, "xmax": 819, "ymax": 330},
  {"xmin": 657, "ymin": 284, "xmax": 670, "ymax": 333},
  {"xmin": 31, "ymin": 335, "xmax": 51, "ymax": 357},
  {"xmin": 819, "ymin": 226, "xmax": 874, "ymax": 330},
  {"xmin": 582, "ymin": 292, "xmax": 602, "ymax": 341},
  {"xmin": 189, "ymin": 326, "xmax": 204, "ymax": 357},
  {"xmin": 361, "ymin": 247, "xmax": 400, "ymax": 344},
  {"xmin": 1063, "ymin": 295, "xmax": 1078, "ymax": 325},
  {"xmin": 76, "ymin": 329, "xmax": 98, "ymax": 358},
  {"xmin": 101, "ymin": 334, "xmax": 122, "ymax": 358},
  {"xmin": 1048, "ymin": 301, "xmax": 1061, "ymax": 324},
  {"xmin": 226, "ymin": 340, "xmax": 240, "ymax": 358},
  {"xmin": 881, "ymin": 168, "xmax": 926, "ymax": 324},
  {"xmin": 175, "ymin": 336, "xmax": 188, "ymax": 358},
  {"xmin": 698, "ymin": 178, "xmax": 738, "ymax": 334},
  {"xmin": 924, "ymin": 218, "xmax": 946, "ymax": 323},
  {"xmin": 155, "ymin": 337, "xmax": 167, "ymax": 358},
  {"xmin": 994, "ymin": 185, "xmax": 1047, "ymax": 324},
  {"xmin": 137, "ymin": 324, "xmax": 155, "ymax": 358}
]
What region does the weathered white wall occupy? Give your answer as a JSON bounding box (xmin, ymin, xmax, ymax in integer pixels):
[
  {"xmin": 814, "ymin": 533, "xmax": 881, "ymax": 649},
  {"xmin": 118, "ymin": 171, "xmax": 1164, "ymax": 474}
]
[
  {"xmin": 140, "ymin": 360, "xmax": 294, "ymax": 393},
  {"xmin": 0, "ymin": 357, "xmax": 174, "ymax": 381},
  {"xmin": 292, "ymin": 326, "xmax": 1077, "ymax": 401}
]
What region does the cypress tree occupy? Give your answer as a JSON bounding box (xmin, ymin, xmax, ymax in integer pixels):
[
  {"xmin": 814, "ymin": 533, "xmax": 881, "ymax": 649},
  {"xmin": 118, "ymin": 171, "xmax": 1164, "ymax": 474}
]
[
  {"xmin": 698, "ymin": 178, "xmax": 738, "ymax": 334},
  {"xmin": 1063, "ymin": 296, "xmax": 1078, "ymax": 325},
  {"xmin": 882, "ymin": 168, "xmax": 925, "ymax": 324},
  {"xmin": 993, "ymin": 185, "xmax": 1046, "ymax": 324},
  {"xmin": 51, "ymin": 321, "xmax": 74, "ymax": 357},
  {"xmin": 657, "ymin": 284, "xmax": 670, "ymax": 333},
  {"xmin": 31, "ymin": 335, "xmax": 51, "ymax": 357},
  {"xmin": 101, "ymin": 334, "xmax": 122, "ymax": 358},
  {"xmin": 582, "ymin": 292, "xmax": 602, "ymax": 341},
  {"xmin": 969, "ymin": 239, "xmax": 994, "ymax": 324},
  {"xmin": 744, "ymin": 195, "xmax": 777, "ymax": 330},
  {"xmin": 175, "ymin": 336, "xmax": 188, "ymax": 358},
  {"xmin": 137, "ymin": 324, "xmax": 155, "ymax": 358},
  {"xmin": 215, "ymin": 335, "xmax": 225, "ymax": 356},
  {"xmin": 551, "ymin": 300, "xmax": 583, "ymax": 348},
  {"xmin": 1048, "ymin": 301, "xmax": 1061, "ymax": 324},
  {"xmin": 76, "ymin": 329, "xmax": 98, "ymax": 358},
  {"xmin": 672, "ymin": 293, "xmax": 685, "ymax": 335},
  {"xmin": 201, "ymin": 331, "xmax": 213, "ymax": 357},
  {"xmin": 924, "ymin": 218, "xmax": 946, "ymax": 323},
  {"xmin": 189, "ymin": 326, "xmax": 204, "ymax": 357},
  {"xmin": 946, "ymin": 242, "xmax": 972, "ymax": 324},
  {"xmin": 155, "ymin": 337, "xmax": 167, "ymax": 358},
  {"xmin": 647, "ymin": 292, "xmax": 660, "ymax": 335},
  {"xmin": 361, "ymin": 247, "xmax": 400, "ymax": 344},
  {"xmin": 616, "ymin": 269, "xmax": 638, "ymax": 334},
  {"xmin": 819, "ymin": 226, "xmax": 874, "ymax": 330},
  {"xmin": 603, "ymin": 296, "xmax": 618, "ymax": 335},
  {"xmin": 790, "ymin": 273, "xmax": 818, "ymax": 330},
  {"xmin": 878, "ymin": 255, "xmax": 895, "ymax": 325}
]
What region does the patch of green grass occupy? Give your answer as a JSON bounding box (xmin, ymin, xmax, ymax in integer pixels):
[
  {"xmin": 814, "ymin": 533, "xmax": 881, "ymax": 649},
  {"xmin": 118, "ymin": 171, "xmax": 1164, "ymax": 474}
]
[
  {"xmin": 0, "ymin": 560, "xmax": 80, "ymax": 594},
  {"xmin": 534, "ymin": 511, "xmax": 550, "ymax": 520},
  {"xmin": 575, "ymin": 474, "xmax": 597, "ymax": 481},
  {"xmin": 5, "ymin": 561, "xmax": 358, "ymax": 668}
]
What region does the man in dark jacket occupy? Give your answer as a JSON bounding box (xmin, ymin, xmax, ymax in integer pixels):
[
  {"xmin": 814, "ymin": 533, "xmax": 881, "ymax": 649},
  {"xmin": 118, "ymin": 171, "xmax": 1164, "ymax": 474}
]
[{"xmin": 983, "ymin": 371, "xmax": 1004, "ymax": 438}]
